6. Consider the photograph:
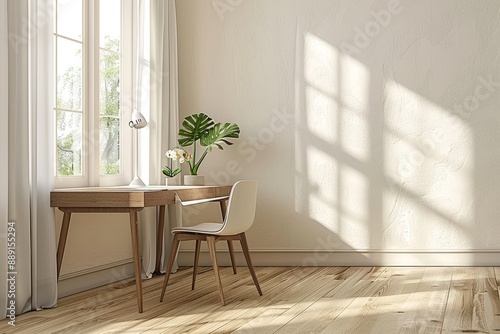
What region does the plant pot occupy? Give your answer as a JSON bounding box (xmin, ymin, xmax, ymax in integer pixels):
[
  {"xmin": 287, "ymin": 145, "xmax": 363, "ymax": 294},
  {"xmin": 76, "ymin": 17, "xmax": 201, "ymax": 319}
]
[
  {"xmin": 165, "ymin": 175, "xmax": 181, "ymax": 186},
  {"xmin": 183, "ymin": 175, "xmax": 204, "ymax": 186}
]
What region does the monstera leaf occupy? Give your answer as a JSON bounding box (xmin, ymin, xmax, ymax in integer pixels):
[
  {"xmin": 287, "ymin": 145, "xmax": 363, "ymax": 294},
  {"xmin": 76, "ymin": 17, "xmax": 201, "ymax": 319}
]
[
  {"xmin": 177, "ymin": 113, "xmax": 241, "ymax": 175},
  {"xmin": 178, "ymin": 113, "xmax": 215, "ymax": 147},
  {"xmin": 200, "ymin": 123, "xmax": 240, "ymax": 151}
]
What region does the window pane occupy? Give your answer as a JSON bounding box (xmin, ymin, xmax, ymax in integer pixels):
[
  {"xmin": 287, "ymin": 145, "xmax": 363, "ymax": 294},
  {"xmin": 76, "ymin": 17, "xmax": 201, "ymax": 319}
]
[
  {"xmin": 100, "ymin": 0, "xmax": 120, "ymax": 52},
  {"xmin": 57, "ymin": 37, "xmax": 82, "ymax": 110},
  {"xmin": 99, "ymin": 0, "xmax": 121, "ymax": 176},
  {"xmin": 99, "ymin": 46, "xmax": 120, "ymax": 175},
  {"xmin": 100, "ymin": 116, "xmax": 120, "ymax": 175},
  {"xmin": 56, "ymin": 111, "xmax": 83, "ymax": 176},
  {"xmin": 57, "ymin": 0, "xmax": 82, "ymax": 41},
  {"xmin": 99, "ymin": 49, "xmax": 120, "ymax": 116}
]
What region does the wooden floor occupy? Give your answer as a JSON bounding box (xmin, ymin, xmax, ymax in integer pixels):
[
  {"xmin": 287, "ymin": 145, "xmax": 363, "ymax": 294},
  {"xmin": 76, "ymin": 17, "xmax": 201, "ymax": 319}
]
[{"xmin": 4, "ymin": 266, "xmax": 500, "ymax": 333}]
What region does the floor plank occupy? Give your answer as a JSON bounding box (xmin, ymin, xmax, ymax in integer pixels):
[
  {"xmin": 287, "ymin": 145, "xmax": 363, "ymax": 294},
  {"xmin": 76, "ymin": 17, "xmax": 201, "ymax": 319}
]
[
  {"xmin": 271, "ymin": 267, "xmax": 385, "ymax": 334},
  {"xmin": 218, "ymin": 267, "xmax": 347, "ymax": 334},
  {"xmin": 396, "ymin": 267, "xmax": 453, "ymax": 334},
  {"xmin": 312, "ymin": 267, "xmax": 426, "ymax": 334},
  {"xmin": 4, "ymin": 267, "xmax": 500, "ymax": 334},
  {"xmin": 441, "ymin": 267, "xmax": 500, "ymax": 334},
  {"xmin": 139, "ymin": 266, "xmax": 313, "ymax": 334}
]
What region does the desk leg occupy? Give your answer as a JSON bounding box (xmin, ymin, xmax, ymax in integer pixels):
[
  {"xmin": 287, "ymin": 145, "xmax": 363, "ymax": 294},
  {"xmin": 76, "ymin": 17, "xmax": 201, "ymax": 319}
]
[
  {"xmin": 56, "ymin": 211, "xmax": 72, "ymax": 279},
  {"xmin": 155, "ymin": 205, "xmax": 166, "ymax": 274},
  {"xmin": 129, "ymin": 211, "xmax": 143, "ymax": 313}
]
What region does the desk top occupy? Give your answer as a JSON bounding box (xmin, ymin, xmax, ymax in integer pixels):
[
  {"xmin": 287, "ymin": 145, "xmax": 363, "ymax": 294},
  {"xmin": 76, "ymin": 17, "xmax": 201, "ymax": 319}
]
[{"xmin": 51, "ymin": 185, "xmax": 232, "ymax": 208}]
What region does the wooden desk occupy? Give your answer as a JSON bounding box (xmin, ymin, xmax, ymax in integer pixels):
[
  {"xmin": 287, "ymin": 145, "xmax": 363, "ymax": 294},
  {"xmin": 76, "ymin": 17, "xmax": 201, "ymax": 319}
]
[{"xmin": 50, "ymin": 185, "xmax": 231, "ymax": 313}]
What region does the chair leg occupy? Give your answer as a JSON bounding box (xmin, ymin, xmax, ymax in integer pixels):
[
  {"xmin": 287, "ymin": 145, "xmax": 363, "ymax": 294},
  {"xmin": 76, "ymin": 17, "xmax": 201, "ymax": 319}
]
[
  {"xmin": 227, "ymin": 240, "xmax": 237, "ymax": 274},
  {"xmin": 207, "ymin": 236, "xmax": 225, "ymax": 305},
  {"xmin": 160, "ymin": 233, "xmax": 181, "ymax": 302},
  {"xmin": 239, "ymin": 233, "xmax": 262, "ymax": 296},
  {"xmin": 192, "ymin": 239, "xmax": 201, "ymax": 290}
]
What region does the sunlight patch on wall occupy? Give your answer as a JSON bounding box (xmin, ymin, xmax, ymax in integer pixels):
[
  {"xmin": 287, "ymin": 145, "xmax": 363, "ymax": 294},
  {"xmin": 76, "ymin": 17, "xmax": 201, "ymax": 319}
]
[
  {"xmin": 304, "ymin": 86, "xmax": 338, "ymax": 144},
  {"xmin": 339, "ymin": 165, "xmax": 370, "ymax": 249},
  {"xmin": 297, "ymin": 33, "xmax": 370, "ymax": 248},
  {"xmin": 304, "ymin": 32, "xmax": 338, "ymax": 95},
  {"xmin": 383, "ymin": 80, "xmax": 474, "ymax": 249},
  {"xmin": 339, "ymin": 54, "xmax": 370, "ymax": 163},
  {"xmin": 304, "ymin": 32, "xmax": 339, "ymax": 145},
  {"xmin": 305, "ymin": 145, "xmax": 339, "ymax": 232}
]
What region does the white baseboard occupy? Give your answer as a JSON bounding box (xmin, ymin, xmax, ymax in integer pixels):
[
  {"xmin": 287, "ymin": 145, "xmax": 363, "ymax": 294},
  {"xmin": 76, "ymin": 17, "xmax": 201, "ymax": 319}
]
[
  {"xmin": 57, "ymin": 259, "xmax": 135, "ymax": 298},
  {"xmin": 177, "ymin": 249, "xmax": 500, "ymax": 267}
]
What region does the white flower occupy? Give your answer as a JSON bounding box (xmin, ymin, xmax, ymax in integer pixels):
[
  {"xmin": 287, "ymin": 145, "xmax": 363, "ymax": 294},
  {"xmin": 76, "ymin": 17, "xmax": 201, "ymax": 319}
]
[
  {"xmin": 165, "ymin": 150, "xmax": 174, "ymax": 158},
  {"xmin": 165, "ymin": 147, "xmax": 190, "ymax": 164}
]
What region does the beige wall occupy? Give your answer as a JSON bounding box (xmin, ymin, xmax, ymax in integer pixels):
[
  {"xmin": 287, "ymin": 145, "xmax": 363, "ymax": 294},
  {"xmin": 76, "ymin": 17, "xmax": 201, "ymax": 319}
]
[
  {"xmin": 55, "ymin": 211, "xmax": 133, "ymax": 277},
  {"xmin": 55, "ymin": 210, "xmax": 134, "ymax": 296},
  {"xmin": 176, "ymin": 0, "xmax": 500, "ymax": 265}
]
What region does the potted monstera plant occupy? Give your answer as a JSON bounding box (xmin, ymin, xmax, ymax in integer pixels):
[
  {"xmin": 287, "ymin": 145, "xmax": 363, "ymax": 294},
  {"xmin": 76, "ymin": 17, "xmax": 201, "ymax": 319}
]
[{"xmin": 178, "ymin": 113, "xmax": 240, "ymax": 185}]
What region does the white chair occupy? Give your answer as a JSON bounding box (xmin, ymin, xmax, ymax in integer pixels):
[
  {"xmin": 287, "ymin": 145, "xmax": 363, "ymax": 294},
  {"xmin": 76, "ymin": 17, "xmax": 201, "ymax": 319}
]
[{"xmin": 160, "ymin": 180, "xmax": 262, "ymax": 305}]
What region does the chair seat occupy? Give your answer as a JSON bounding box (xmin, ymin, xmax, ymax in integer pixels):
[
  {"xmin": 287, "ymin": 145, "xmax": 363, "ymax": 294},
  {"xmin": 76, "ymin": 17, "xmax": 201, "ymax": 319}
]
[{"xmin": 172, "ymin": 222, "xmax": 223, "ymax": 234}]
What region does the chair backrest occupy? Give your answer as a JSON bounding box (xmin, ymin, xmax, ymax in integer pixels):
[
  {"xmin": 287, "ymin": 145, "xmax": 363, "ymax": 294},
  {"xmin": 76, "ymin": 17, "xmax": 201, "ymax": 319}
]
[{"xmin": 215, "ymin": 180, "xmax": 258, "ymax": 236}]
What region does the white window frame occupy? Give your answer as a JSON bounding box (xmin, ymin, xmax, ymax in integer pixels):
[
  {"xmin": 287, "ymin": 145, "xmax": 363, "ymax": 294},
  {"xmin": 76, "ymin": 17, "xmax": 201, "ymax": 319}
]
[{"xmin": 54, "ymin": 0, "xmax": 133, "ymax": 188}]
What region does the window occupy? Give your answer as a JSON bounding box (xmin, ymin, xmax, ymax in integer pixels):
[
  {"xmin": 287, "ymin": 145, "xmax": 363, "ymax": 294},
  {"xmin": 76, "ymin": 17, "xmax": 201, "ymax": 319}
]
[{"xmin": 54, "ymin": 0, "xmax": 133, "ymax": 187}]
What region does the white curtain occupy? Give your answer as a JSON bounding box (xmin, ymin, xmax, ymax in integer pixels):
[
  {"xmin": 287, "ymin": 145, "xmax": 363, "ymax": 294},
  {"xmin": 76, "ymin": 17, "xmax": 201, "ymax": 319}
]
[
  {"xmin": 1, "ymin": 0, "xmax": 57, "ymax": 319},
  {"xmin": 137, "ymin": 0, "xmax": 180, "ymax": 277}
]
